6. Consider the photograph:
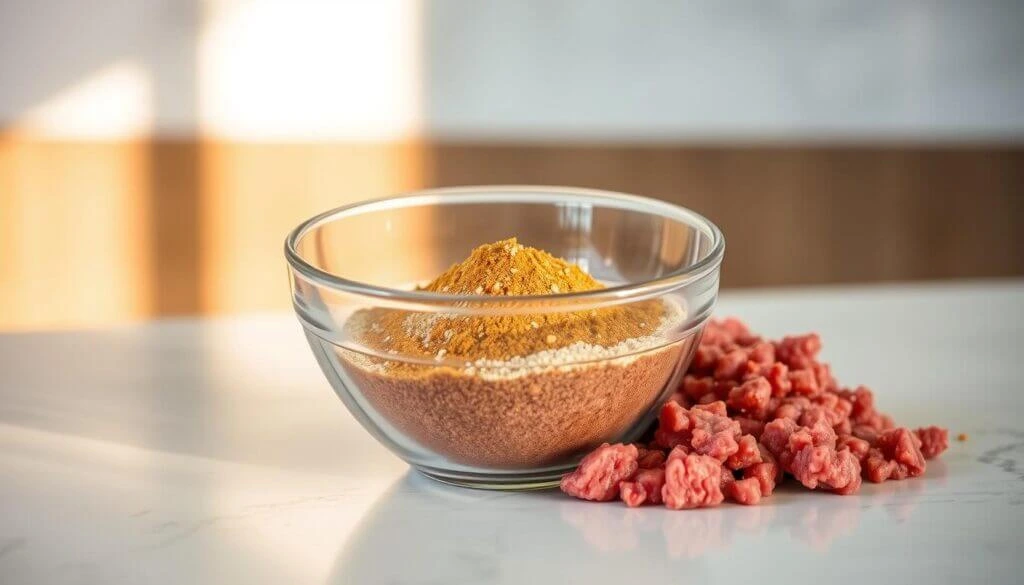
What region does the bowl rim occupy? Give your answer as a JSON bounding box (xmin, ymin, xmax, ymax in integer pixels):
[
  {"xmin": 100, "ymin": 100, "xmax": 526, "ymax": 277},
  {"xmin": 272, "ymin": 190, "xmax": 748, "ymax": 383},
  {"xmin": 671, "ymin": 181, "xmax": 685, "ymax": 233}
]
[{"xmin": 284, "ymin": 185, "xmax": 725, "ymax": 307}]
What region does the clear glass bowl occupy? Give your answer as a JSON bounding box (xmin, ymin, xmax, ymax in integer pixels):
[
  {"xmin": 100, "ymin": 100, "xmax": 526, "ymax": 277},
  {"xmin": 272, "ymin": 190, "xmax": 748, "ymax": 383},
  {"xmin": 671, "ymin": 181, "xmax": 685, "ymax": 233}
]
[{"xmin": 285, "ymin": 186, "xmax": 724, "ymax": 489}]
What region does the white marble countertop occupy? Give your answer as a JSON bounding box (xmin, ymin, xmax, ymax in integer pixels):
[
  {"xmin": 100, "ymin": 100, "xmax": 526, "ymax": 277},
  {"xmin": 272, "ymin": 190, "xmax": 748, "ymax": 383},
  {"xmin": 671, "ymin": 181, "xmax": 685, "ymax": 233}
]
[{"xmin": 1, "ymin": 281, "xmax": 1023, "ymax": 584}]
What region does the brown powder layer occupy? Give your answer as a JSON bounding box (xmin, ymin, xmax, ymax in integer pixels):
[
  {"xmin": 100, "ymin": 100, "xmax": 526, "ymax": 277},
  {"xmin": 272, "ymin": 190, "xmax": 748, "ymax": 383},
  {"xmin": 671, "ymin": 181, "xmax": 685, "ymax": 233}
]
[{"xmin": 338, "ymin": 337, "xmax": 697, "ymax": 469}]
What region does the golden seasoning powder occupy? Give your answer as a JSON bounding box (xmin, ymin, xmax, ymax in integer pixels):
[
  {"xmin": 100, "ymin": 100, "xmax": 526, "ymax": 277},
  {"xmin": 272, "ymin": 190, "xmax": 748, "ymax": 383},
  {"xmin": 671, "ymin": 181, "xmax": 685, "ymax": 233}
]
[
  {"xmin": 352, "ymin": 238, "xmax": 665, "ymax": 362},
  {"xmin": 338, "ymin": 238, "xmax": 693, "ymax": 469}
]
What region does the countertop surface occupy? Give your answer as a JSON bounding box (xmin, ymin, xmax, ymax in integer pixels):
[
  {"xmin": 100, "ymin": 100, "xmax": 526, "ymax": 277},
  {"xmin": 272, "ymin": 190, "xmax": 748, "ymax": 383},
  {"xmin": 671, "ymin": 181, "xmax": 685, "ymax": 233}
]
[{"xmin": 2, "ymin": 281, "xmax": 1023, "ymax": 584}]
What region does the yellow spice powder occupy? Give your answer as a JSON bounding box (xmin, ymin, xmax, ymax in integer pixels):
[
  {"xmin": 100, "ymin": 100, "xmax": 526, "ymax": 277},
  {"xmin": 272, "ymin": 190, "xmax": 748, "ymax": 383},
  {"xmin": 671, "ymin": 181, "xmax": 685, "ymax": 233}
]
[{"xmin": 352, "ymin": 238, "xmax": 666, "ymax": 362}]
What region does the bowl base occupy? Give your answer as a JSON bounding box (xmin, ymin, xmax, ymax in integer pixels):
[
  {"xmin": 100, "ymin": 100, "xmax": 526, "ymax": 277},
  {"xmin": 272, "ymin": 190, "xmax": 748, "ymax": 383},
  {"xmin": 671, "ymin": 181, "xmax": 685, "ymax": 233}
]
[{"xmin": 414, "ymin": 465, "xmax": 571, "ymax": 491}]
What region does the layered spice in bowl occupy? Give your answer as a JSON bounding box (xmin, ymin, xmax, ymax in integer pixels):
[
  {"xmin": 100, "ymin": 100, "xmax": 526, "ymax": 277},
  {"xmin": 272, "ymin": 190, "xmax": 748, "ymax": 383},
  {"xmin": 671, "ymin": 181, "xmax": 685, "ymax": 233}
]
[{"xmin": 285, "ymin": 187, "xmax": 724, "ymax": 488}]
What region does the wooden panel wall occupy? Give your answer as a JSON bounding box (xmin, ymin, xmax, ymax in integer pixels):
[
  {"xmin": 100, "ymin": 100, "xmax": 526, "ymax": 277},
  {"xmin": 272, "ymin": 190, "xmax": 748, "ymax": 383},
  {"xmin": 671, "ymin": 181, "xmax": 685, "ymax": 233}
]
[
  {"xmin": 426, "ymin": 144, "xmax": 1024, "ymax": 288},
  {"xmin": 1, "ymin": 136, "xmax": 1021, "ymax": 329}
]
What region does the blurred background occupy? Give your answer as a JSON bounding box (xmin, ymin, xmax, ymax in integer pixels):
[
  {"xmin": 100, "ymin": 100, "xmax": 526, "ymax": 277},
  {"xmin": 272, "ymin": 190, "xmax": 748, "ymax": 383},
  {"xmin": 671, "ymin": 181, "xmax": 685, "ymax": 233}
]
[{"xmin": 1, "ymin": 0, "xmax": 1022, "ymax": 330}]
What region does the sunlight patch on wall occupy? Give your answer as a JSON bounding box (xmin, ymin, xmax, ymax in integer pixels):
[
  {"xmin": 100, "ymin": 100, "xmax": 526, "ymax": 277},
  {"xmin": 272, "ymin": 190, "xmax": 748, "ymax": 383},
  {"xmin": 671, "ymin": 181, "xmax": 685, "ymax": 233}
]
[
  {"xmin": 198, "ymin": 0, "xmax": 422, "ymax": 141},
  {"xmin": 196, "ymin": 0, "xmax": 429, "ymax": 315},
  {"xmin": 9, "ymin": 60, "xmax": 153, "ymax": 139}
]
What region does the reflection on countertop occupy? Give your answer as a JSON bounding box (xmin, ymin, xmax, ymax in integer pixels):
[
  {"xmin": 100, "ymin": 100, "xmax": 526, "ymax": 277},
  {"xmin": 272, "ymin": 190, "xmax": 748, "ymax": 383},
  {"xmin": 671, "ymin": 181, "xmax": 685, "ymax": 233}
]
[{"xmin": 329, "ymin": 458, "xmax": 954, "ymax": 583}]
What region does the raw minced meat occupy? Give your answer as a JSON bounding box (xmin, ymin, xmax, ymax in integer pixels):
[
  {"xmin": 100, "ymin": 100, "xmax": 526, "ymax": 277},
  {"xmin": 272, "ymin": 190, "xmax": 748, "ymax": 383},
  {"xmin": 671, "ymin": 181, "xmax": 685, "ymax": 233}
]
[
  {"xmin": 681, "ymin": 375, "xmax": 715, "ymax": 401},
  {"xmin": 560, "ymin": 443, "xmax": 638, "ymax": 501},
  {"xmin": 653, "ymin": 401, "xmax": 741, "ymax": 462},
  {"xmin": 561, "ymin": 318, "xmax": 949, "ymax": 509},
  {"xmin": 760, "ymin": 418, "xmax": 800, "ymax": 468},
  {"xmin": 727, "ymin": 377, "xmax": 772, "ymax": 418},
  {"xmin": 662, "ymin": 453, "xmax": 725, "ymax": 509},
  {"xmin": 694, "ymin": 400, "xmax": 729, "ymax": 417},
  {"xmin": 864, "ymin": 428, "xmax": 927, "ymax": 483},
  {"xmin": 748, "ymin": 342, "xmax": 775, "ymax": 366},
  {"xmin": 726, "ymin": 434, "xmax": 762, "ymax": 470},
  {"xmin": 837, "ymin": 434, "xmax": 871, "ymax": 463},
  {"xmin": 743, "ymin": 461, "xmax": 779, "ymax": 497},
  {"xmin": 726, "ymin": 477, "xmax": 763, "ymax": 505},
  {"xmin": 791, "ymin": 443, "xmax": 862, "ymax": 495},
  {"xmin": 714, "ymin": 349, "xmax": 749, "ymax": 381},
  {"xmin": 620, "ymin": 467, "xmax": 666, "ymax": 507},
  {"xmin": 915, "ymin": 426, "xmax": 949, "ymax": 459},
  {"xmin": 761, "ymin": 418, "xmax": 863, "ymax": 495},
  {"xmin": 636, "ymin": 447, "xmax": 667, "ymax": 469},
  {"xmin": 774, "ymin": 396, "xmax": 811, "ymax": 422},
  {"xmin": 775, "ymin": 333, "xmax": 822, "ymax": 370},
  {"xmin": 735, "ymin": 417, "xmax": 766, "ymax": 440},
  {"xmin": 720, "ymin": 466, "xmax": 736, "ymax": 490}
]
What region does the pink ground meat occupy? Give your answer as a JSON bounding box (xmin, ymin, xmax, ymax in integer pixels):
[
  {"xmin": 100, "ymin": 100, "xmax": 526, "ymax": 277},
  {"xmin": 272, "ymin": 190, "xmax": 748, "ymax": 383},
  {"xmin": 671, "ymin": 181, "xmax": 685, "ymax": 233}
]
[
  {"xmin": 636, "ymin": 447, "xmax": 667, "ymax": 469},
  {"xmin": 863, "ymin": 428, "xmax": 927, "ymax": 483},
  {"xmin": 662, "ymin": 453, "xmax": 725, "ymax": 509},
  {"xmin": 775, "ymin": 334, "xmax": 822, "ymax": 370},
  {"xmin": 715, "ymin": 349, "xmax": 749, "ymax": 381},
  {"xmin": 851, "ymin": 425, "xmax": 880, "ymax": 444},
  {"xmin": 812, "ymin": 393, "xmax": 853, "ymax": 421},
  {"xmin": 691, "ymin": 346, "xmax": 722, "ymax": 372},
  {"xmin": 760, "ymin": 418, "xmax": 800, "ymax": 468},
  {"xmin": 788, "ymin": 420, "xmax": 838, "ymax": 454},
  {"xmin": 743, "ymin": 462, "xmax": 778, "ymax": 497},
  {"xmin": 748, "ymin": 342, "xmax": 776, "ymax": 366},
  {"xmin": 773, "ymin": 396, "xmax": 811, "ymax": 421},
  {"xmin": 700, "ymin": 317, "xmax": 757, "ymax": 347},
  {"xmin": 839, "ymin": 386, "xmax": 874, "ymax": 420},
  {"xmin": 915, "ymin": 426, "xmax": 949, "ymax": 459},
  {"xmin": 766, "ymin": 419, "xmax": 862, "ymax": 495},
  {"xmin": 720, "ymin": 466, "xmax": 736, "ymax": 490},
  {"xmin": 725, "ymin": 477, "xmax": 763, "ymax": 505},
  {"xmin": 665, "ymin": 444, "xmax": 689, "ymax": 464},
  {"xmin": 788, "ymin": 369, "xmax": 820, "ymax": 396},
  {"xmin": 560, "ymin": 443, "xmax": 639, "ymax": 501},
  {"xmin": 727, "ymin": 377, "xmax": 772, "ymax": 418},
  {"xmin": 653, "ymin": 401, "xmax": 741, "ymax": 462},
  {"xmin": 863, "ymin": 453, "xmax": 897, "ymax": 483},
  {"xmin": 726, "ymin": 434, "xmax": 762, "ymax": 470},
  {"xmin": 816, "ymin": 364, "xmax": 838, "ymax": 392},
  {"xmin": 735, "ymin": 417, "xmax": 766, "ymax": 439},
  {"xmin": 682, "ymin": 375, "xmax": 715, "ymax": 401},
  {"xmin": 694, "ymin": 400, "xmax": 729, "ymax": 417},
  {"xmin": 561, "ymin": 318, "xmax": 950, "ymax": 509},
  {"xmin": 791, "ymin": 444, "xmax": 862, "ymax": 495},
  {"xmin": 837, "ymin": 434, "xmax": 871, "ymax": 463},
  {"xmin": 763, "ymin": 362, "xmax": 792, "ymax": 397},
  {"xmin": 799, "ymin": 402, "xmax": 850, "ymax": 434},
  {"xmin": 620, "ymin": 467, "xmax": 666, "ymax": 507}
]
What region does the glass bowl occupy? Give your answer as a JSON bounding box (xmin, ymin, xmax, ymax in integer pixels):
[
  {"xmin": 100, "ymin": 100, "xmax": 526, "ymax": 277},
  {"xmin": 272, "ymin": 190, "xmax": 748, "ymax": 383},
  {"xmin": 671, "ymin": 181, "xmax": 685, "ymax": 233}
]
[{"xmin": 285, "ymin": 186, "xmax": 724, "ymax": 489}]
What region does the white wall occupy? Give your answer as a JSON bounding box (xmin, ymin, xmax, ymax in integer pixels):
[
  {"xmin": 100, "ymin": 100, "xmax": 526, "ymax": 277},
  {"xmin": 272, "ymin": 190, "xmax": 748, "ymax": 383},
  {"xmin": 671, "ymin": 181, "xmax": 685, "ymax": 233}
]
[
  {"xmin": 2, "ymin": 0, "xmax": 1022, "ymax": 141},
  {"xmin": 426, "ymin": 0, "xmax": 1024, "ymax": 141}
]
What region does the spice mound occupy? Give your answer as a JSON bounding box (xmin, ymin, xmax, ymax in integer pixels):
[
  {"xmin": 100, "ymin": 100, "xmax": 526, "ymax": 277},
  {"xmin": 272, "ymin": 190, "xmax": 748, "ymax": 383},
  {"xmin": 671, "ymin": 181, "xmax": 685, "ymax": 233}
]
[
  {"xmin": 339, "ymin": 238, "xmax": 694, "ymax": 469},
  {"xmin": 354, "ymin": 238, "xmax": 665, "ymax": 362},
  {"xmin": 560, "ymin": 318, "xmax": 950, "ymax": 507}
]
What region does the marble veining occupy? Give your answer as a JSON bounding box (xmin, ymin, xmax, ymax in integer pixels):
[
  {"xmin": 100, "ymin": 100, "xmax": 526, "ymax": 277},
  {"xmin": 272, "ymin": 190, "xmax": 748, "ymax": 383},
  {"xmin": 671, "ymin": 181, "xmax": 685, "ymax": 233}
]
[{"xmin": 1, "ymin": 282, "xmax": 1022, "ymax": 584}]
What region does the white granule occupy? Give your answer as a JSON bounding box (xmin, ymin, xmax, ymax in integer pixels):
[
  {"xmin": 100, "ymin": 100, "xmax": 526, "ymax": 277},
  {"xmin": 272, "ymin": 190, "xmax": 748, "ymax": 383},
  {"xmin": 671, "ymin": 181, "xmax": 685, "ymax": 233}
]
[{"xmin": 402, "ymin": 312, "xmax": 445, "ymax": 348}]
